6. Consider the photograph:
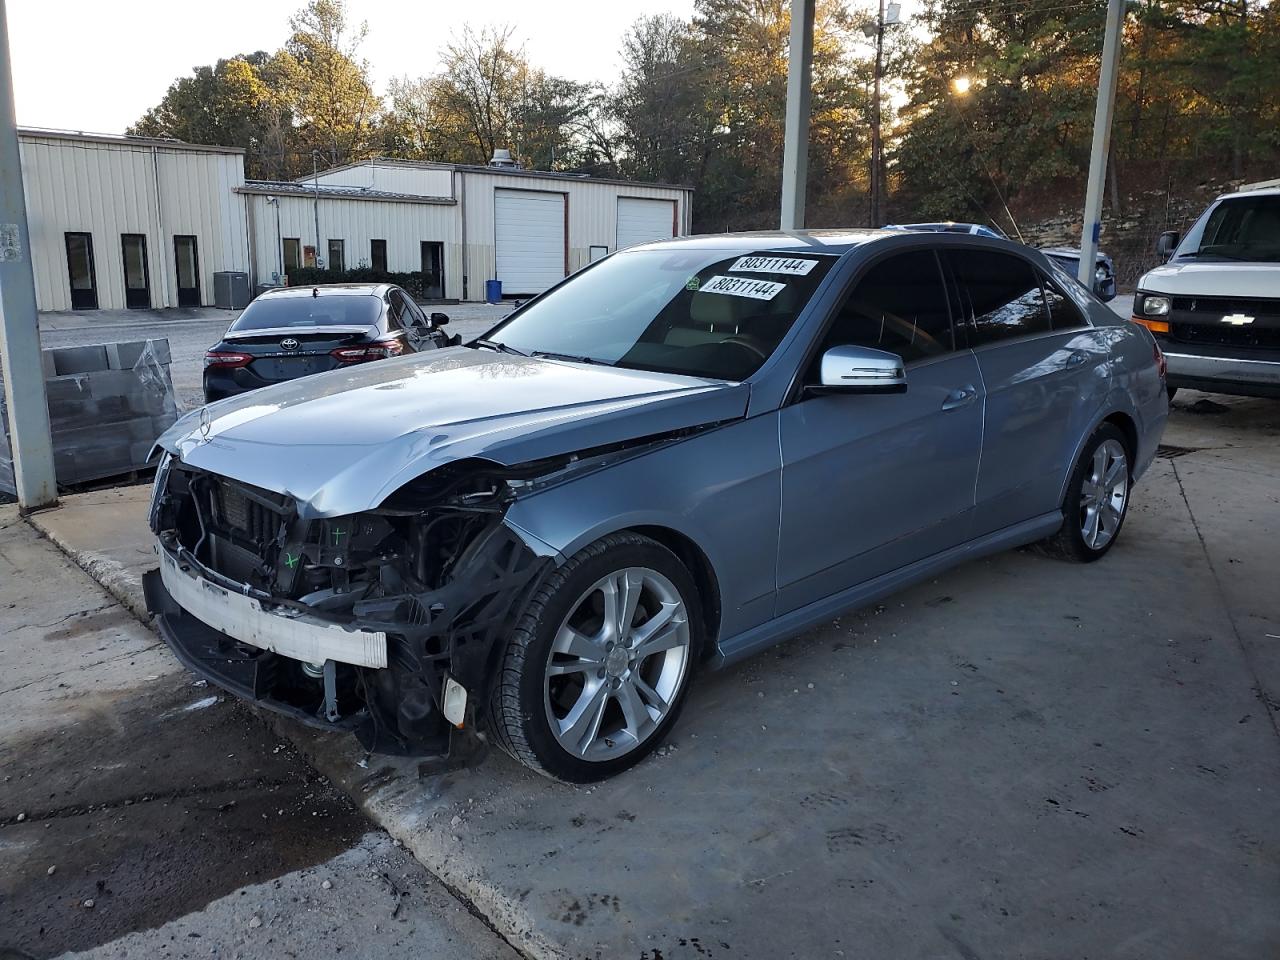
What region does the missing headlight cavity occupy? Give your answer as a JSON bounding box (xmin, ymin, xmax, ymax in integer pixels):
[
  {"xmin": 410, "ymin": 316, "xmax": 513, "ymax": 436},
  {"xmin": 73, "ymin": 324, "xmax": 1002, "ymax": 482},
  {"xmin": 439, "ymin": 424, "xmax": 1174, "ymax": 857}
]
[{"xmin": 149, "ymin": 458, "xmax": 554, "ymax": 755}]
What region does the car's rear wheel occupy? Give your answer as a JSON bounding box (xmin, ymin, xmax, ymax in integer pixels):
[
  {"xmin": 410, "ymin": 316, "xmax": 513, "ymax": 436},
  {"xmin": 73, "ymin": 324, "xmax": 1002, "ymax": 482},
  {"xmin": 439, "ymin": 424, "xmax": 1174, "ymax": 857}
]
[
  {"xmin": 1038, "ymin": 423, "xmax": 1131, "ymax": 562},
  {"xmin": 489, "ymin": 532, "xmax": 701, "ymax": 782}
]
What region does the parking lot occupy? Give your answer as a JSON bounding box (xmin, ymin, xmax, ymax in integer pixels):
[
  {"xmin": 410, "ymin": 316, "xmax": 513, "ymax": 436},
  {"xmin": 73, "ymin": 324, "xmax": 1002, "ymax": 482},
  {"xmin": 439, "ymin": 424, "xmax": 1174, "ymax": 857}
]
[{"xmin": 3, "ymin": 372, "xmax": 1277, "ymax": 958}]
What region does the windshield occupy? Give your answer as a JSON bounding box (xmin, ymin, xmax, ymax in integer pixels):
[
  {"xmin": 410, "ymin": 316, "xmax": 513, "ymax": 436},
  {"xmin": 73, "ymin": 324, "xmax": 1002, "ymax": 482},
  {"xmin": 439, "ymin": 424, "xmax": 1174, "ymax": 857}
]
[
  {"xmin": 485, "ymin": 249, "xmax": 837, "ymax": 380},
  {"xmin": 1176, "ymin": 195, "xmax": 1280, "ymax": 263},
  {"xmin": 229, "ymin": 294, "xmax": 382, "ymax": 331}
]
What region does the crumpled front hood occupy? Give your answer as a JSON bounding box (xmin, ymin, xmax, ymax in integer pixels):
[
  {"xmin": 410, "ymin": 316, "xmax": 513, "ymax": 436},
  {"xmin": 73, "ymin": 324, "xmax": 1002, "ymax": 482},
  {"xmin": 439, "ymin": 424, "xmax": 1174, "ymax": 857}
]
[
  {"xmin": 158, "ymin": 347, "xmax": 748, "ymax": 517},
  {"xmin": 1137, "ymin": 260, "xmax": 1280, "ymax": 298}
]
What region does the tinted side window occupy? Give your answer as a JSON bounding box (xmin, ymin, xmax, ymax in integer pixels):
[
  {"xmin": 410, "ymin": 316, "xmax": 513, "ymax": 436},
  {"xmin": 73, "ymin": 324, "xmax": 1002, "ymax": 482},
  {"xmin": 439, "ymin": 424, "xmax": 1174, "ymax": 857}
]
[
  {"xmin": 385, "ymin": 292, "xmax": 405, "ymax": 330},
  {"xmin": 947, "ymin": 250, "xmax": 1051, "ymax": 346},
  {"xmin": 399, "ymin": 291, "xmax": 427, "ymax": 327},
  {"xmin": 819, "ymin": 251, "xmax": 954, "ymax": 364},
  {"xmin": 1041, "ymin": 273, "xmax": 1085, "ymax": 330}
]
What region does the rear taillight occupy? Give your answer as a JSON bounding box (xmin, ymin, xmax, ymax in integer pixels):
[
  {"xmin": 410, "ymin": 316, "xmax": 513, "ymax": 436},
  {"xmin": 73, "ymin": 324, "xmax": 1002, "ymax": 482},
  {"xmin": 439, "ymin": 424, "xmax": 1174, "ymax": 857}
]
[
  {"xmin": 204, "ymin": 350, "xmax": 253, "ymax": 368},
  {"xmin": 1153, "ymin": 339, "xmax": 1167, "ymax": 380},
  {"xmin": 330, "ymin": 339, "xmax": 405, "ymax": 363}
]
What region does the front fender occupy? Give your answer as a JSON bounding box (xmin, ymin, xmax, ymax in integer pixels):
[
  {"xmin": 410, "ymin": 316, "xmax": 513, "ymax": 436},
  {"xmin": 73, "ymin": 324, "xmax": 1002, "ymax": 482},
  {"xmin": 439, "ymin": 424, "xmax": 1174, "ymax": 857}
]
[{"xmin": 503, "ymin": 414, "xmax": 782, "ymax": 642}]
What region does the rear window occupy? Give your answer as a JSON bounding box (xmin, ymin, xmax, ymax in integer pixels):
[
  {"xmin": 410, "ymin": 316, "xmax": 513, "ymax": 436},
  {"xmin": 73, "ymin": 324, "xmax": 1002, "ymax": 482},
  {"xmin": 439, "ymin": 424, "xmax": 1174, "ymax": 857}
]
[{"xmin": 230, "ymin": 294, "xmax": 382, "ymax": 331}]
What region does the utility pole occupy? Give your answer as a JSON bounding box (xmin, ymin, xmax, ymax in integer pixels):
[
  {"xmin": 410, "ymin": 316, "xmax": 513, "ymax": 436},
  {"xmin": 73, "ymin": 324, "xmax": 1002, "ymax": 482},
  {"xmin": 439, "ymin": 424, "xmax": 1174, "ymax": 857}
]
[
  {"xmin": 312, "ymin": 151, "xmax": 322, "ymax": 267},
  {"xmin": 781, "ymin": 0, "xmax": 815, "ymax": 231},
  {"xmin": 870, "ymin": 0, "xmax": 886, "ymax": 227},
  {"xmin": 1078, "ymin": 0, "xmax": 1126, "ymax": 288},
  {"xmin": 0, "ymin": 0, "xmax": 57, "ymax": 511}
]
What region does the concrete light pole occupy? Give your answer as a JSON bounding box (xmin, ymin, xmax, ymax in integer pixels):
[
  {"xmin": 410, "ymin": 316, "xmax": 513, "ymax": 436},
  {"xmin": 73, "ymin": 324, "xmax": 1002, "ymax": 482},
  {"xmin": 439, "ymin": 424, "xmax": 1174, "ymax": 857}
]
[
  {"xmin": 1078, "ymin": 0, "xmax": 1126, "ymax": 287},
  {"xmin": 780, "ymin": 0, "xmax": 815, "ymax": 231},
  {"xmin": 0, "ymin": 0, "xmax": 57, "ymax": 510}
]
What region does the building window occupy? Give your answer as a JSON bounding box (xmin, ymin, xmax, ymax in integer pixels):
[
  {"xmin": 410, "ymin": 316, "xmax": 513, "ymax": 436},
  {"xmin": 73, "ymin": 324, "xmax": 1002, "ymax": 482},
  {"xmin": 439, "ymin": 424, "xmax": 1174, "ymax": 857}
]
[
  {"xmin": 589, "ymin": 245, "xmax": 609, "ymax": 263},
  {"xmin": 370, "ymin": 239, "xmax": 387, "ymax": 273},
  {"xmin": 283, "ymin": 238, "xmax": 301, "ymax": 273},
  {"xmin": 328, "ymin": 239, "xmax": 345, "ymax": 272}
]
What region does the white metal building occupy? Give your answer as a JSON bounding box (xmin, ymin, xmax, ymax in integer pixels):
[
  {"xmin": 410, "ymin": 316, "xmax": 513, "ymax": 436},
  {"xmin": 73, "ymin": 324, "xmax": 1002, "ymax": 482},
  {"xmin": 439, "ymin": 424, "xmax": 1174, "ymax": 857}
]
[
  {"xmin": 18, "ymin": 129, "xmax": 249, "ymax": 312},
  {"xmin": 271, "ymin": 158, "xmax": 693, "ymax": 300},
  {"xmin": 18, "ymin": 130, "xmax": 692, "ymax": 311}
]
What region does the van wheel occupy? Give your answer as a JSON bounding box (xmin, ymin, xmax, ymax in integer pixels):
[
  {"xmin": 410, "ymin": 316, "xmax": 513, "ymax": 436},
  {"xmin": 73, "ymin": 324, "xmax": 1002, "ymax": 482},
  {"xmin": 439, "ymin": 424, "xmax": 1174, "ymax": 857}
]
[
  {"xmin": 488, "ymin": 532, "xmax": 701, "ymax": 782},
  {"xmin": 1038, "ymin": 423, "xmax": 1131, "ymax": 563}
]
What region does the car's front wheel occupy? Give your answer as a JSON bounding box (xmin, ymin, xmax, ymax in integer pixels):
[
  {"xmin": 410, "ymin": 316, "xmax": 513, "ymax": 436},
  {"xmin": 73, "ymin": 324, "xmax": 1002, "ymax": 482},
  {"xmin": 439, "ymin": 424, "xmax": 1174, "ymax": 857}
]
[
  {"xmin": 489, "ymin": 532, "xmax": 701, "ymax": 782},
  {"xmin": 1038, "ymin": 423, "xmax": 1131, "ymax": 562}
]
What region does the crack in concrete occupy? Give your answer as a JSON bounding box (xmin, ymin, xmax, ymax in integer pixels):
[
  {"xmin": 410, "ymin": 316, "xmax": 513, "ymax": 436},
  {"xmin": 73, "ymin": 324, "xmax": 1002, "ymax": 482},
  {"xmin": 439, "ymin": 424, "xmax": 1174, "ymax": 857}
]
[
  {"xmin": 1171, "ymin": 460, "xmax": 1280, "ymax": 745},
  {"xmin": 22, "ymin": 601, "xmax": 116, "ymax": 631}
]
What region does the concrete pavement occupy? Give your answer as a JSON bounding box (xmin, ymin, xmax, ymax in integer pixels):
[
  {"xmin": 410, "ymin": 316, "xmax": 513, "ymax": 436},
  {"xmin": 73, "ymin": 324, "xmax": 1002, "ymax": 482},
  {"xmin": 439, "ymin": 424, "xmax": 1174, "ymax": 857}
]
[
  {"xmin": 20, "ymin": 393, "xmax": 1280, "ymax": 959},
  {"xmin": 0, "ymin": 510, "xmax": 524, "ymax": 960}
]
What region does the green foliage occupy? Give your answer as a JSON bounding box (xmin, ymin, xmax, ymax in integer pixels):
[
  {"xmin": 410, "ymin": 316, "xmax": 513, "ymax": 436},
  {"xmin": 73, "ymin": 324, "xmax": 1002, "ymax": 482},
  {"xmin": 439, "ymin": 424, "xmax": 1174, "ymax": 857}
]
[
  {"xmin": 284, "ymin": 267, "xmax": 436, "ymax": 299},
  {"xmin": 133, "ymin": 0, "xmax": 1280, "ymax": 240}
]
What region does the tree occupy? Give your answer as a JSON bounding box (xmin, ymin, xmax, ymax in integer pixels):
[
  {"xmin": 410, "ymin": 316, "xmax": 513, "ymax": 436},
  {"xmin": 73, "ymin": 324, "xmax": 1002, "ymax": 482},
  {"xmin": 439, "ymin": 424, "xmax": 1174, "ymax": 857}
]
[
  {"xmin": 275, "ymin": 0, "xmax": 381, "ymax": 169},
  {"xmin": 128, "ymin": 53, "xmax": 291, "ymax": 178}
]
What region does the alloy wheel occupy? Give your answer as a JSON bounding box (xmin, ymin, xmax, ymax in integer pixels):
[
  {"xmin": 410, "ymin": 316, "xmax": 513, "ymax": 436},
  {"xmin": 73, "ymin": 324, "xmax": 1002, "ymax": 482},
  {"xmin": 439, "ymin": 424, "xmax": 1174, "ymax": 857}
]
[
  {"xmin": 543, "ymin": 567, "xmax": 691, "ymax": 762},
  {"xmin": 1079, "ymin": 438, "xmax": 1129, "ymax": 550}
]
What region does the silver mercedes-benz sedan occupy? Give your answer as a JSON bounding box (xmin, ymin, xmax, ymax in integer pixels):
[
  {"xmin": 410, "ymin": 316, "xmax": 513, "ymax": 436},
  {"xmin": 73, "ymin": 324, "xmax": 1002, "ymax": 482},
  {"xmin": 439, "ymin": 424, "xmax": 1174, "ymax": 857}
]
[{"xmin": 144, "ymin": 230, "xmax": 1168, "ymax": 782}]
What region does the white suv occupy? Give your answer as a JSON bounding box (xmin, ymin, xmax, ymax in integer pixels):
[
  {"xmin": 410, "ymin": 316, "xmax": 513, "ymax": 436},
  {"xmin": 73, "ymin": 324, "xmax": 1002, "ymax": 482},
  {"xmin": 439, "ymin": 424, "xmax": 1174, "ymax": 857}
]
[{"xmin": 1132, "ymin": 181, "xmax": 1280, "ymax": 399}]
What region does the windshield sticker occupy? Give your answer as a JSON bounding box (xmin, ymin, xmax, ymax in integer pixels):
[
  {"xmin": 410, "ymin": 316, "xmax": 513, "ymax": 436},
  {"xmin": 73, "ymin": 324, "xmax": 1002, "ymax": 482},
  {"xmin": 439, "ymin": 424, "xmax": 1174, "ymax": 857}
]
[
  {"xmin": 685, "ymin": 276, "xmax": 701, "ymax": 291},
  {"xmin": 728, "ymin": 255, "xmax": 818, "ymax": 276},
  {"xmin": 699, "ymin": 275, "xmax": 787, "ymax": 301}
]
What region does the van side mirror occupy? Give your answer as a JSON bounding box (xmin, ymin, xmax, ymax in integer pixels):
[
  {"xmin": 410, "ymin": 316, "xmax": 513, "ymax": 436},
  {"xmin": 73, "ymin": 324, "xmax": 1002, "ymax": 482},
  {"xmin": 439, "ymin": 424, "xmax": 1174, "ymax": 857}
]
[
  {"xmin": 1156, "ymin": 231, "xmax": 1180, "ymax": 261},
  {"xmin": 808, "ymin": 345, "xmax": 907, "ymax": 395},
  {"xmin": 429, "ymin": 312, "xmax": 450, "ymax": 326}
]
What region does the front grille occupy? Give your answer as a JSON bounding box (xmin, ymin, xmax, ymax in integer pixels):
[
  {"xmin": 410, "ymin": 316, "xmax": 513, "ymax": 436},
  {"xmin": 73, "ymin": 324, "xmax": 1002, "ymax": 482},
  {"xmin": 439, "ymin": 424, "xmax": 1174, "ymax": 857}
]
[
  {"xmin": 1171, "ymin": 295, "xmax": 1279, "ymax": 315},
  {"xmin": 1167, "ymin": 295, "xmax": 1280, "ymax": 352},
  {"xmin": 212, "ymin": 482, "xmax": 279, "ymax": 545},
  {"xmin": 1171, "ymin": 323, "xmax": 1280, "ymax": 350}
]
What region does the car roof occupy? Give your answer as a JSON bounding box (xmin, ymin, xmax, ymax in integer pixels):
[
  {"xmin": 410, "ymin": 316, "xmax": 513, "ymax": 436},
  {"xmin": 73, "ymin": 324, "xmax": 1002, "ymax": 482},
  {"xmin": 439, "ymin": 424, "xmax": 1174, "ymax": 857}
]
[
  {"xmin": 1221, "ymin": 185, "xmax": 1280, "ymax": 199},
  {"xmin": 626, "ymin": 229, "xmax": 903, "ymax": 256},
  {"xmin": 257, "ymin": 283, "xmax": 392, "ymax": 300}
]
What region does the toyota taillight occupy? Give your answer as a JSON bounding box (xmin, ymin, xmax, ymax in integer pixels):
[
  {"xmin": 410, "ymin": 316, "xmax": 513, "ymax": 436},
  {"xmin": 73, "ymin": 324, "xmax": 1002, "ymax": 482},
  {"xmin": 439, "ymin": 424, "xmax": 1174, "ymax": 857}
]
[
  {"xmin": 331, "ymin": 340, "xmax": 405, "ymax": 363},
  {"xmin": 204, "ymin": 350, "xmax": 253, "ymax": 368}
]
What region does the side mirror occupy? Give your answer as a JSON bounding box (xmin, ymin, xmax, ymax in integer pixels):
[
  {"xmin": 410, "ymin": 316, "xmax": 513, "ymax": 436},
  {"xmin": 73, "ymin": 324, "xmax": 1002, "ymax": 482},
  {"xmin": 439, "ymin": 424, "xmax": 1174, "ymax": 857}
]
[
  {"xmin": 429, "ymin": 312, "xmax": 450, "ymax": 326},
  {"xmin": 1156, "ymin": 231, "xmax": 1179, "ymax": 261},
  {"xmin": 809, "ymin": 345, "xmax": 907, "ymax": 395}
]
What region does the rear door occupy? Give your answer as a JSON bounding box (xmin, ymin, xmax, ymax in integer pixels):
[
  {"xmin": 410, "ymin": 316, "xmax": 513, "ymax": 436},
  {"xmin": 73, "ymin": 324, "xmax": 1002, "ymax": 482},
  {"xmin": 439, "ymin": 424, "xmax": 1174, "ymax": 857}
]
[
  {"xmin": 943, "ymin": 247, "xmax": 1109, "ymax": 536},
  {"xmin": 776, "ymin": 248, "xmax": 984, "ymax": 614}
]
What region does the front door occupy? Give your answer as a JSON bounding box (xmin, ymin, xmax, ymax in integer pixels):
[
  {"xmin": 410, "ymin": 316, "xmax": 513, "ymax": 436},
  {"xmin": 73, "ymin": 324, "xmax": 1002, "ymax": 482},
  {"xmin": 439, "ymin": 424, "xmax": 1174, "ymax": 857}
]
[
  {"xmin": 420, "ymin": 241, "xmax": 444, "ymax": 299},
  {"xmin": 174, "ymin": 235, "xmax": 200, "ymax": 307},
  {"xmin": 943, "ymin": 248, "xmax": 1109, "ymax": 536},
  {"xmin": 65, "ymin": 232, "xmax": 98, "ymax": 310},
  {"xmin": 777, "ymin": 249, "xmax": 984, "ymax": 614},
  {"xmin": 121, "ymin": 234, "xmax": 150, "ymax": 309}
]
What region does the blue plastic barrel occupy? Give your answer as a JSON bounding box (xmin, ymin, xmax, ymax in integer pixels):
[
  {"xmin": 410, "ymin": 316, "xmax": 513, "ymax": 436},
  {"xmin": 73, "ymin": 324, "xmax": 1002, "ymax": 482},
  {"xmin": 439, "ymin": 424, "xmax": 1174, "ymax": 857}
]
[{"xmin": 485, "ymin": 279, "xmax": 502, "ymax": 304}]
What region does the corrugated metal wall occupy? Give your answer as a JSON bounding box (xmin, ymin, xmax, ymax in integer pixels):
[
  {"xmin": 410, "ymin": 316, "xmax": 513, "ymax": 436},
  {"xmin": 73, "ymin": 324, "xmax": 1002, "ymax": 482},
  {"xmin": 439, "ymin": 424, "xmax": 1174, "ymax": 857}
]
[
  {"xmin": 311, "ymin": 162, "xmax": 453, "ymax": 198},
  {"xmin": 244, "ymin": 193, "xmax": 460, "ymax": 294},
  {"xmin": 18, "ymin": 134, "xmax": 248, "ymax": 312},
  {"xmin": 20, "ymin": 137, "xmax": 691, "ymax": 310},
  {"xmin": 460, "ymin": 172, "xmax": 690, "ymax": 300}
]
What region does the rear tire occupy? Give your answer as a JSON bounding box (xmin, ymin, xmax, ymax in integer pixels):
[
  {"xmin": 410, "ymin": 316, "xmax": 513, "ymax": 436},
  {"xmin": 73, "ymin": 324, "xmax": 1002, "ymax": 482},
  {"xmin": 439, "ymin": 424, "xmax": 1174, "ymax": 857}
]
[
  {"xmin": 1167, "ymin": 385, "xmax": 1178, "ymax": 402},
  {"xmin": 1038, "ymin": 423, "xmax": 1132, "ymax": 563},
  {"xmin": 488, "ymin": 532, "xmax": 702, "ymax": 782}
]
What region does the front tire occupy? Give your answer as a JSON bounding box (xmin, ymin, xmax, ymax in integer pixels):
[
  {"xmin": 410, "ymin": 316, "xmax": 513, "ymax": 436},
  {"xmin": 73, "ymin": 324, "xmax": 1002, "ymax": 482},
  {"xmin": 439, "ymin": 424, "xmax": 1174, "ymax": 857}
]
[
  {"xmin": 489, "ymin": 532, "xmax": 702, "ymax": 782},
  {"xmin": 1038, "ymin": 423, "xmax": 1132, "ymax": 562}
]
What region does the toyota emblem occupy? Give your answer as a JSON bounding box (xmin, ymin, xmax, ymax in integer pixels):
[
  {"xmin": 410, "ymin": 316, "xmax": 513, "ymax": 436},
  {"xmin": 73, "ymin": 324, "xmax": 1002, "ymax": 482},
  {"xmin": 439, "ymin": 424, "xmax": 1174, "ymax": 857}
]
[{"xmin": 281, "ymin": 337, "xmax": 301, "ymax": 350}]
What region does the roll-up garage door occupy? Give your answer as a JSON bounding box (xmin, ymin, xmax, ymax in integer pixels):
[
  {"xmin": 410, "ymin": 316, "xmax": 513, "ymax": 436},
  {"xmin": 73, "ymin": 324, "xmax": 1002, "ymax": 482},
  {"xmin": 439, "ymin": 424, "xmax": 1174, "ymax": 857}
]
[
  {"xmin": 494, "ymin": 189, "xmax": 566, "ymax": 295},
  {"xmin": 616, "ymin": 197, "xmax": 677, "ymax": 251}
]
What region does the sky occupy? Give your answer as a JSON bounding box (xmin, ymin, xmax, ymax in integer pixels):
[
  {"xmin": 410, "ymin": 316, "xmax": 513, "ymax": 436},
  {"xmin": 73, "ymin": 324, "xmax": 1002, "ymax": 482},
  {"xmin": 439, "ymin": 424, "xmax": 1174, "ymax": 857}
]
[{"xmin": 9, "ymin": 0, "xmax": 699, "ymax": 134}]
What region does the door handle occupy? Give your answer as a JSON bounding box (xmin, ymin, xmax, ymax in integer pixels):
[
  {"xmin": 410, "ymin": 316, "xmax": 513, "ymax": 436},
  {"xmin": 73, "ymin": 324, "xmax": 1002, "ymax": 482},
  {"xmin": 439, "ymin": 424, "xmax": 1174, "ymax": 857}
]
[{"xmin": 942, "ymin": 385, "xmax": 978, "ymax": 411}]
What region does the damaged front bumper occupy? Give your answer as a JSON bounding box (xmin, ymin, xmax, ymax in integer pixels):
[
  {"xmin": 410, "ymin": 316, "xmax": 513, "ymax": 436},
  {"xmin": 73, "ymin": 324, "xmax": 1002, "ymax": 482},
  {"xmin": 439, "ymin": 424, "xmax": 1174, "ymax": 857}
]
[{"xmin": 144, "ymin": 461, "xmax": 552, "ymax": 758}]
